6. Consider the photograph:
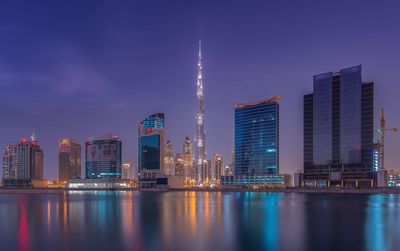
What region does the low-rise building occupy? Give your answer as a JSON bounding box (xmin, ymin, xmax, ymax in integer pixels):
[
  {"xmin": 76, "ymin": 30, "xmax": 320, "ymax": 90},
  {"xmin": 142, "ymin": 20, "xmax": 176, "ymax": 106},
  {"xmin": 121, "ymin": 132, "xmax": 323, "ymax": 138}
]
[
  {"xmin": 67, "ymin": 179, "xmax": 134, "ymax": 189},
  {"xmin": 220, "ymin": 174, "xmax": 292, "ymax": 188}
]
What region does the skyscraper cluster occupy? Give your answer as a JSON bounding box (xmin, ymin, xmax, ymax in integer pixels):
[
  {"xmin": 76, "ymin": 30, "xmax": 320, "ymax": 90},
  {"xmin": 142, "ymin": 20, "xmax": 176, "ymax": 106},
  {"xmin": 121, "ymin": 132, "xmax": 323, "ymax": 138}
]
[{"xmin": 0, "ymin": 43, "xmax": 383, "ymax": 189}]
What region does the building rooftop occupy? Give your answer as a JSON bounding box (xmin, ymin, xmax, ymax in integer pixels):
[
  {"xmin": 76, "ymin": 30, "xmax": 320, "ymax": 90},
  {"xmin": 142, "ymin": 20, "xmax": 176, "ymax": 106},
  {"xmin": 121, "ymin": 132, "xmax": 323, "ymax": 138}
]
[{"xmin": 234, "ymin": 96, "xmax": 281, "ymax": 109}]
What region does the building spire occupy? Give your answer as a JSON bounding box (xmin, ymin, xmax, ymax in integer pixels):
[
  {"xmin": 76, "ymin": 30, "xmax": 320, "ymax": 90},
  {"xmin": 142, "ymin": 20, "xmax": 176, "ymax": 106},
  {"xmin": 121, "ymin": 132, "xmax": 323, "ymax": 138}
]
[
  {"xmin": 198, "ymin": 40, "xmax": 202, "ymax": 59},
  {"xmin": 31, "ymin": 128, "xmax": 37, "ymax": 142},
  {"xmin": 195, "ymin": 40, "xmax": 206, "ymax": 183}
]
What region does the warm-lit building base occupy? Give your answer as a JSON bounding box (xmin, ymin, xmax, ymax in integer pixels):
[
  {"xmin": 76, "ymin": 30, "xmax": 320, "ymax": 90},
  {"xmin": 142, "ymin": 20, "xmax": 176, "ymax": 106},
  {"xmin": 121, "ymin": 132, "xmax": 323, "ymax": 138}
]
[
  {"xmin": 220, "ymin": 175, "xmax": 292, "ymax": 188},
  {"xmin": 67, "ymin": 179, "xmax": 134, "ymax": 189}
]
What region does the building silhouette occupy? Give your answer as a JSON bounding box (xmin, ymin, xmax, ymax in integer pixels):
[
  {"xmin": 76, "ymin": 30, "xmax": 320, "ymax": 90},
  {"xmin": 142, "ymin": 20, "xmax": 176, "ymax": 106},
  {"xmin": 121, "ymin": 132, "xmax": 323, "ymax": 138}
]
[{"xmin": 303, "ymin": 65, "xmax": 374, "ymax": 187}]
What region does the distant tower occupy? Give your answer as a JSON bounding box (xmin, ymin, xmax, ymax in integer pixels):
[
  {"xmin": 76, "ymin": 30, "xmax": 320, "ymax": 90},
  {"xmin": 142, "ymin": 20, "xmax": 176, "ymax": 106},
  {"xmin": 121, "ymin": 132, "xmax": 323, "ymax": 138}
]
[
  {"xmin": 195, "ymin": 41, "xmax": 207, "ymax": 182},
  {"xmin": 164, "ymin": 140, "xmax": 174, "ymax": 175},
  {"xmin": 212, "ymin": 153, "xmax": 224, "ymax": 180},
  {"xmin": 182, "ymin": 136, "xmax": 193, "ymax": 180},
  {"xmin": 59, "ymin": 139, "xmax": 82, "ymax": 181}
]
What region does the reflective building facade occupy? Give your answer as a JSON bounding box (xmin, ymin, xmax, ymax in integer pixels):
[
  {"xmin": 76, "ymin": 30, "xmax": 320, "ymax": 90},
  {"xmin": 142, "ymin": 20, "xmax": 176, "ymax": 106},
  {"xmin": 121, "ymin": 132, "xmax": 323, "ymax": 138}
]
[
  {"xmin": 234, "ymin": 97, "xmax": 280, "ymax": 176},
  {"xmin": 138, "ymin": 113, "xmax": 165, "ymax": 187},
  {"xmin": 303, "ymin": 65, "xmax": 374, "ymax": 187},
  {"xmin": 85, "ymin": 134, "xmax": 122, "ymax": 179},
  {"xmin": 138, "ymin": 113, "xmax": 165, "ymax": 174}
]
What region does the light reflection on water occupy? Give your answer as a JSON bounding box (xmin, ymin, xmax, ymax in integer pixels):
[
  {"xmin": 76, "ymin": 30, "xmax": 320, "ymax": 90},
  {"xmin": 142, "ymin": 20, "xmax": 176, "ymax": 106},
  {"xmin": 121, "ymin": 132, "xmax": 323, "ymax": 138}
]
[{"xmin": 0, "ymin": 192, "xmax": 399, "ymax": 251}]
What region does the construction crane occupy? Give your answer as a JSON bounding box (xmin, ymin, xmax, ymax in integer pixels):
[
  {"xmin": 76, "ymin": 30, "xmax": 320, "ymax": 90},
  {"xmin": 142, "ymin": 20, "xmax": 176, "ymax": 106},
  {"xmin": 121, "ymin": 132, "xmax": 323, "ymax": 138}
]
[{"xmin": 376, "ymin": 108, "xmax": 397, "ymax": 170}]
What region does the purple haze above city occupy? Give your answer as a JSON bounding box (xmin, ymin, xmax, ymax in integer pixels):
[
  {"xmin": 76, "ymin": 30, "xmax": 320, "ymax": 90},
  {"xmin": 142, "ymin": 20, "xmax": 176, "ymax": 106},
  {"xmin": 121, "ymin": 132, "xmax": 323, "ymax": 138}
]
[{"xmin": 0, "ymin": 0, "xmax": 399, "ymax": 180}]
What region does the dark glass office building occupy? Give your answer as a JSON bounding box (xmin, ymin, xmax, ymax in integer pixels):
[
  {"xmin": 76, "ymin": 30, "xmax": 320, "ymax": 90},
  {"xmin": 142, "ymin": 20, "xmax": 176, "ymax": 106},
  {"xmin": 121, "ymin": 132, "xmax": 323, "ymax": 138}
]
[
  {"xmin": 234, "ymin": 97, "xmax": 280, "ymax": 176},
  {"xmin": 138, "ymin": 113, "xmax": 166, "ymax": 187},
  {"xmin": 303, "ymin": 65, "xmax": 374, "ymax": 187},
  {"xmin": 85, "ymin": 134, "xmax": 122, "ymax": 179}
]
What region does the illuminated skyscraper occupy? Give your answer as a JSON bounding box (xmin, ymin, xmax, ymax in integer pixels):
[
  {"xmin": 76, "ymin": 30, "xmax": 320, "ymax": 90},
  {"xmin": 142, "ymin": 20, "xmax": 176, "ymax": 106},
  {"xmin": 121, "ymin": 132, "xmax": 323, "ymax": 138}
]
[
  {"xmin": 2, "ymin": 145, "xmax": 16, "ymax": 180},
  {"xmin": 234, "ymin": 97, "xmax": 280, "ymax": 176},
  {"xmin": 59, "ymin": 139, "xmax": 82, "ymax": 181},
  {"xmin": 138, "ymin": 113, "xmax": 165, "ymax": 187},
  {"xmin": 174, "ymin": 153, "xmax": 185, "ymax": 178},
  {"xmin": 212, "ymin": 153, "xmax": 224, "ymax": 180},
  {"xmin": 195, "ymin": 41, "xmax": 207, "ymax": 182},
  {"xmin": 182, "ymin": 136, "xmax": 193, "ymax": 180},
  {"xmin": 164, "ymin": 140, "xmax": 174, "ymax": 175},
  {"xmin": 85, "ymin": 133, "xmax": 122, "ymax": 179}
]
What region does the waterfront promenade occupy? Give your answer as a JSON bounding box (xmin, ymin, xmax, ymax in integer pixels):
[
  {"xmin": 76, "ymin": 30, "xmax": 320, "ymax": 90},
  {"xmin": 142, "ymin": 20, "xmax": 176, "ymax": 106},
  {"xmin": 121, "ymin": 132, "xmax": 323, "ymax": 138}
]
[{"xmin": 1, "ymin": 187, "xmax": 400, "ymax": 194}]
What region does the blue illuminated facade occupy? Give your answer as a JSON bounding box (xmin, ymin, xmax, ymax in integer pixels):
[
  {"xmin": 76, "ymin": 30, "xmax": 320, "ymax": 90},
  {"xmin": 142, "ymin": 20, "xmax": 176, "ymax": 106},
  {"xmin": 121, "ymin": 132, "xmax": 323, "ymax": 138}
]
[
  {"xmin": 234, "ymin": 97, "xmax": 280, "ymax": 176},
  {"xmin": 85, "ymin": 134, "xmax": 122, "ymax": 179}
]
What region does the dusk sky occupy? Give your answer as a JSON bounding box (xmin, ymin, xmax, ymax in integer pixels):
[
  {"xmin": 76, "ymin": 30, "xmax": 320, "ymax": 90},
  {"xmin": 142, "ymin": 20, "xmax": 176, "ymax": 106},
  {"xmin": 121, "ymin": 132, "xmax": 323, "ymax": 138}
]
[{"xmin": 1, "ymin": 0, "xmax": 400, "ymax": 179}]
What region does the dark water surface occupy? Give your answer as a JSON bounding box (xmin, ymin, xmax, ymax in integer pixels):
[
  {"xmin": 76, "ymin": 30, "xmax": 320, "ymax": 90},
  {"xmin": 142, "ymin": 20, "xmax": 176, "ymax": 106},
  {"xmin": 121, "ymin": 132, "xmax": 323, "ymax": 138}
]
[{"xmin": 0, "ymin": 191, "xmax": 399, "ymax": 251}]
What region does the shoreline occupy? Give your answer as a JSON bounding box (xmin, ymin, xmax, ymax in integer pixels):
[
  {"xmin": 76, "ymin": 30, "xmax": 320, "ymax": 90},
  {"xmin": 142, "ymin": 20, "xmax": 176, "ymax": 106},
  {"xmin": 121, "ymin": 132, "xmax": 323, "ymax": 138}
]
[{"xmin": 0, "ymin": 187, "xmax": 400, "ymax": 194}]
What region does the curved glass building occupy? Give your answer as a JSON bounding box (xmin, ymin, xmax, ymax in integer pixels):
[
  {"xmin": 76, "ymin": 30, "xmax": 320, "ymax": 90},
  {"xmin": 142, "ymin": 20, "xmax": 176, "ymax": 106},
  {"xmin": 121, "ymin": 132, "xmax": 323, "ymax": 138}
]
[{"xmin": 85, "ymin": 133, "xmax": 122, "ymax": 179}]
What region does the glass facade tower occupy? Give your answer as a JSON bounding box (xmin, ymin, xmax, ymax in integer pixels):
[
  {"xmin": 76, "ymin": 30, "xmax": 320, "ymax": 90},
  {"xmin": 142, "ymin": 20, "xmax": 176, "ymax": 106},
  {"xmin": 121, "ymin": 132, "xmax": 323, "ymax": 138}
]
[
  {"xmin": 234, "ymin": 97, "xmax": 280, "ymax": 176},
  {"xmin": 85, "ymin": 134, "xmax": 122, "ymax": 179},
  {"xmin": 303, "ymin": 65, "xmax": 374, "ymax": 187},
  {"xmin": 138, "ymin": 113, "xmax": 165, "ymax": 174}
]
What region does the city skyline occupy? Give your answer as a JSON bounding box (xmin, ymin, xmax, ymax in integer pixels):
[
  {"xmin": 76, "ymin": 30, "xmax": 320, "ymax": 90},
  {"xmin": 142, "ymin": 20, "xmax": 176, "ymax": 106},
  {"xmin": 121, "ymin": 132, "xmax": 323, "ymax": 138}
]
[{"xmin": 1, "ymin": 1, "xmax": 400, "ymax": 180}]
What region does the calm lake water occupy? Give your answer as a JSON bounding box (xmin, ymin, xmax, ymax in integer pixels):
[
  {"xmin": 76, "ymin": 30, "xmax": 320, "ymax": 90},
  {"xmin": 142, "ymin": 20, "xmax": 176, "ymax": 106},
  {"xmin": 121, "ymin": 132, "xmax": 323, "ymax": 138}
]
[{"xmin": 0, "ymin": 191, "xmax": 399, "ymax": 251}]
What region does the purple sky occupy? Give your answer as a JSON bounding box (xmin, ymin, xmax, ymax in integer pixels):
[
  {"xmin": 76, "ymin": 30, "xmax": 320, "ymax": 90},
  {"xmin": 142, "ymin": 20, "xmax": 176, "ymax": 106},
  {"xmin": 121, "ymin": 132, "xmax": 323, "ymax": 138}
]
[{"xmin": 0, "ymin": 0, "xmax": 400, "ymax": 180}]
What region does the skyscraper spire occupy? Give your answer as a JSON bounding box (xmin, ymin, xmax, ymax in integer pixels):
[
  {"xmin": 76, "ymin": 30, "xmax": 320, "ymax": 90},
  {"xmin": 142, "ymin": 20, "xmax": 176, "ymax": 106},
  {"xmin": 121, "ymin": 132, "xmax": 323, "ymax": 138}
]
[
  {"xmin": 195, "ymin": 40, "xmax": 206, "ymax": 182},
  {"xmin": 31, "ymin": 128, "xmax": 37, "ymax": 142}
]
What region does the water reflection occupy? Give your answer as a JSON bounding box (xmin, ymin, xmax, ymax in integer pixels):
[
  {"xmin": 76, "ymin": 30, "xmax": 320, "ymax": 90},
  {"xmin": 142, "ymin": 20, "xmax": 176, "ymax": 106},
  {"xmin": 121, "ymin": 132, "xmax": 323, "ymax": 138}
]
[{"xmin": 0, "ymin": 192, "xmax": 399, "ymax": 251}]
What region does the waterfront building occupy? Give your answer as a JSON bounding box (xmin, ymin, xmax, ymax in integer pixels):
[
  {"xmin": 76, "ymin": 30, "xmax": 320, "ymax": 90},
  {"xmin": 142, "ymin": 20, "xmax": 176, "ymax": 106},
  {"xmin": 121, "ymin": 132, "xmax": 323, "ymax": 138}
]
[
  {"xmin": 122, "ymin": 163, "xmax": 130, "ymax": 179},
  {"xmin": 303, "ymin": 65, "xmax": 374, "ymax": 188},
  {"xmin": 17, "ymin": 133, "xmax": 43, "ymax": 181},
  {"xmin": 2, "ymin": 145, "xmax": 16, "ymax": 180},
  {"xmin": 221, "ymin": 97, "xmax": 280, "ymax": 187},
  {"xmin": 195, "ymin": 41, "xmax": 207, "ymax": 183},
  {"xmin": 59, "ymin": 139, "xmax": 81, "ymax": 182},
  {"xmin": 294, "ymin": 171, "xmax": 304, "ymax": 187},
  {"xmin": 164, "ymin": 140, "xmax": 174, "ymax": 175},
  {"xmin": 85, "ymin": 133, "xmax": 122, "ymax": 179},
  {"xmin": 387, "ymin": 170, "xmax": 400, "ymax": 187},
  {"xmin": 212, "ymin": 153, "xmax": 224, "ymax": 180},
  {"xmin": 221, "ymin": 174, "xmax": 291, "ymax": 188},
  {"xmin": 138, "ymin": 113, "xmax": 165, "ymax": 187},
  {"xmin": 3, "ymin": 132, "xmax": 44, "ymax": 186},
  {"xmin": 234, "ymin": 96, "xmax": 280, "ymax": 176},
  {"xmin": 67, "ymin": 178, "xmax": 134, "ymax": 189}
]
